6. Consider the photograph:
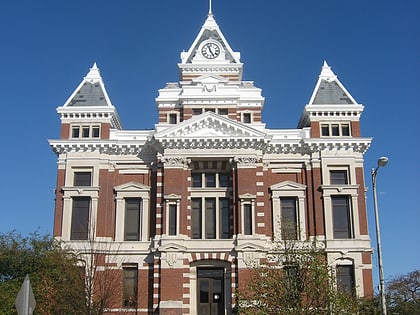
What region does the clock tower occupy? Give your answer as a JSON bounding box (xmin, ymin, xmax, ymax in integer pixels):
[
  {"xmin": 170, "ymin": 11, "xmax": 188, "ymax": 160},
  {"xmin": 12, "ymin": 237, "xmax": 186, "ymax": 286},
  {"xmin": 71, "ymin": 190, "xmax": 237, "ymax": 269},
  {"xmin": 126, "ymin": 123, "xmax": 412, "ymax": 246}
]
[{"xmin": 156, "ymin": 12, "xmax": 264, "ymax": 127}]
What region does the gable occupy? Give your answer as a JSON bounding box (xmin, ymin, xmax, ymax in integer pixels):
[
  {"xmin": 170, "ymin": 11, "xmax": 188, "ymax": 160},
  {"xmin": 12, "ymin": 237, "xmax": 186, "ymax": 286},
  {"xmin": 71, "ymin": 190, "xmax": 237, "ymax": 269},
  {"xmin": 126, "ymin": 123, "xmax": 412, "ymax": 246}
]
[
  {"xmin": 155, "ymin": 112, "xmax": 267, "ymax": 139},
  {"xmin": 270, "ymin": 180, "xmax": 306, "ymax": 191},
  {"xmin": 114, "ymin": 181, "xmax": 151, "ymax": 192}
]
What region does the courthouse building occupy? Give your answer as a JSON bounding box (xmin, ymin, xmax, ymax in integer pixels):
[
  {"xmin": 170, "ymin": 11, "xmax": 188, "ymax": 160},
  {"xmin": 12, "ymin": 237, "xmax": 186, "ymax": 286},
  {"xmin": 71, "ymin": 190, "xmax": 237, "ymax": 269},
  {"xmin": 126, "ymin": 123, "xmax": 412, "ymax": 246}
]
[{"xmin": 49, "ymin": 9, "xmax": 373, "ymax": 315}]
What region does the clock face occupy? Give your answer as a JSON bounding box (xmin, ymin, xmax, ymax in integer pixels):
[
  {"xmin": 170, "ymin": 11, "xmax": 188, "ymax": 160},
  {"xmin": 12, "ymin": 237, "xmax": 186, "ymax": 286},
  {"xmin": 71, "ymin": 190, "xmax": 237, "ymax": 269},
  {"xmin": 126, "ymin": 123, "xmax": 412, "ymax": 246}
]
[{"xmin": 201, "ymin": 42, "xmax": 220, "ymax": 59}]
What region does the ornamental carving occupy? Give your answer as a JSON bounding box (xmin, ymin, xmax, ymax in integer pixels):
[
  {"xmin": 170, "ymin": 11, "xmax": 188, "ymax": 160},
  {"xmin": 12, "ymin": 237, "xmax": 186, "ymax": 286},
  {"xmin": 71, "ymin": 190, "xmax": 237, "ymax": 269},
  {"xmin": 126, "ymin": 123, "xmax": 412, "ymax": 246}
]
[
  {"xmin": 234, "ymin": 156, "xmax": 258, "ymax": 167},
  {"xmin": 166, "ymin": 253, "xmax": 177, "ymax": 267},
  {"xmin": 160, "ymin": 156, "xmax": 191, "ymax": 168},
  {"xmin": 243, "ymin": 252, "xmax": 258, "ymax": 267}
]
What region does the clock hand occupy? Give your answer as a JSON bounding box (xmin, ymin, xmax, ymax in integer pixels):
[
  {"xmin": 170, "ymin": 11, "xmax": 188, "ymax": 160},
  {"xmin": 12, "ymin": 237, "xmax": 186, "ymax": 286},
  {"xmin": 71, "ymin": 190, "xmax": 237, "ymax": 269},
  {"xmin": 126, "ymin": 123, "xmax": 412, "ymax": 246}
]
[{"xmin": 208, "ymin": 46, "xmax": 215, "ymax": 57}]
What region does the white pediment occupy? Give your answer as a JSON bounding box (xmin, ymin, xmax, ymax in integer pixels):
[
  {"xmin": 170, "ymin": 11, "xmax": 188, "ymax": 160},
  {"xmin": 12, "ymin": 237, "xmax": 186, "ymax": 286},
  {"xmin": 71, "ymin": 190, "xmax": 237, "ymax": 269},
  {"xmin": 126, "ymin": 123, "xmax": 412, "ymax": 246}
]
[
  {"xmin": 235, "ymin": 242, "xmax": 266, "ymax": 251},
  {"xmin": 154, "ymin": 111, "xmax": 267, "ymax": 140},
  {"xmin": 192, "ymin": 74, "xmax": 228, "ymax": 84},
  {"xmin": 159, "ymin": 242, "xmax": 187, "ymax": 252},
  {"xmin": 270, "ymin": 180, "xmax": 306, "ymax": 191},
  {"xmin": 114, "ymin": 181, "xmax": 151, "ymax": 192}
]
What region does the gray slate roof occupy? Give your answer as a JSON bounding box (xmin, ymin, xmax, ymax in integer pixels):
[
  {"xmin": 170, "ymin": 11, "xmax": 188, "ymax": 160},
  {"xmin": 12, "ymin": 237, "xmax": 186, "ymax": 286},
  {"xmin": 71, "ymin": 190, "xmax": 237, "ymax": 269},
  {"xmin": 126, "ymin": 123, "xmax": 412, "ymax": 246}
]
[
  {"xmin": 312, "ymin": 80, "xmax": 354, "ymax": 105},
  {"xmin": 68, "ymin": 82, "xmax": 108, "ymax": 107}
]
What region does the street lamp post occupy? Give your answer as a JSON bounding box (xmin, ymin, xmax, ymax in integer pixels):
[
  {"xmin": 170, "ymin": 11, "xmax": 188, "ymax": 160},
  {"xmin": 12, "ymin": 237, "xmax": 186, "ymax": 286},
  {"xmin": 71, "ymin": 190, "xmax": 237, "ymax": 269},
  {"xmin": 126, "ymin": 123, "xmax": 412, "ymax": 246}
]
[{"xmin": 371, "ymin": 156, "xmax": 388, "ymax": 315}]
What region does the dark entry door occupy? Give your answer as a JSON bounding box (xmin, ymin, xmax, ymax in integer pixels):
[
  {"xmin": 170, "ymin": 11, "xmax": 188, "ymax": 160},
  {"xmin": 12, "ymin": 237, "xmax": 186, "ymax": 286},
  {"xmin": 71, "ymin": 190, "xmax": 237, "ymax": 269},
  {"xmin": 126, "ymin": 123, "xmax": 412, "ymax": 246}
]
[{"xmin": 197, "ymin": 268, "xmax": 224, "ymax": 315}]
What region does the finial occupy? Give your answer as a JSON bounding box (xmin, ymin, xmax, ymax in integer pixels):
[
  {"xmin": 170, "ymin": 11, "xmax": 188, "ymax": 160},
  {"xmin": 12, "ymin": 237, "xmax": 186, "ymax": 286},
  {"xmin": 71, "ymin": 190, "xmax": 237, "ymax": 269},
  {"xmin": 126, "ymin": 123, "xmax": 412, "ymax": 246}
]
[
  {"xmin": 209, "ymin": 0, "xmax": 213, "ymax": 15},
  {"xmin": 319, "ymin": 60, "xmax": 337, "ymax": 81}
]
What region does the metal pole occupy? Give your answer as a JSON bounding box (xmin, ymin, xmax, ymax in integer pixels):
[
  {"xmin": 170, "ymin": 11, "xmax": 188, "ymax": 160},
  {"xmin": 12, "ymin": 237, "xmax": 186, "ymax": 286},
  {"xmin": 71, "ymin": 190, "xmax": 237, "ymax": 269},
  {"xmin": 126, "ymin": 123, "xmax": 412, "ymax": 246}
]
[{"xmin": 372, "ymin": 167, "xmax": 387, "ymax": 315}]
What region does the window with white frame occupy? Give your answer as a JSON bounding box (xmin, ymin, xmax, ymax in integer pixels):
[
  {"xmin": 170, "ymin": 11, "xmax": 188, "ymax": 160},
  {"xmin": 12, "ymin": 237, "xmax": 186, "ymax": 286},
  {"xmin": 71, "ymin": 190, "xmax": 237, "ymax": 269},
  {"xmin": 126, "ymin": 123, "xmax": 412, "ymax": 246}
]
[
  {"xmin": 190, "ymin": 162, "xmax": 232, "ymax": 240},
  {"xmin": 74, "ymin": 171, "xmax": 92, "ymax": 186},
  {"xmin": 330, "ymin": 169, "xmax": 349, "ymax": 185},
  {"xmin": 336, "ymin": 264, "xmax": 355, "ymax": 294},
  {"xmin": 238, "ymin": 194, "xmax": 255, "ymax": 236},
  {"xmin": 70, "ymin": 197, "xmax": 90, "ymax": 240},
  {"xmin": 122, "ymin": 264, "xmax": 138, "ymax": 308},
  {"xmin": 270, "ymin": 181, "xmax": 306, "ymax": 241},
  {"xmin": 71, "ymin": 124, "xmax": 100, "ymax": 139},
  {"xmin": 243, "ymin": 203, "xmax": 253, "ymax": 235},
  {"xmin": 124, "ymin": 198, "xmax": 142, "ymax": 241},
  {"xmin": 169, "ymin": 113, "xmax": 178, "ymax": 124},
  {"xmin": 242, "ymin": 112, "xmax": 251, "ymax": 123},
  {"xmin": 321, "ymin": 163, "xmax": 360, "ymax": 240},
  {"xmin": 164, "ymin": 194, "xmax": 181, "ymax": 236},
  {"xmin": 280, "ymin": 197, "xmax": 298, "ymax": 240},
  {"xmin": 191, "ymin": 197, "xmax": 231, "ymax": 239},
  {"xmin": 321, "ymin": 123, "xmax": 351, "ymax": 137},
  {"xmin": 61, "ymin": 167, "xmax": 98, "ymax": 241},
  {"xmin": 332, "ymin": 196, "xmax": 352, "ymax": 239},
  {"xmin": 114, "ymin": 182, "xmax": 150, "ymax": 242}
]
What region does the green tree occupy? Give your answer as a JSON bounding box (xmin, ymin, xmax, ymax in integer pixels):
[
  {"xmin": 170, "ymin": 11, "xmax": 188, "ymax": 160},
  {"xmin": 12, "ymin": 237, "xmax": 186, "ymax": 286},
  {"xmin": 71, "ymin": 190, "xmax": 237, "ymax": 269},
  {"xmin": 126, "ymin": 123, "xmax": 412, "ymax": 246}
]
[
  {"xmin": 0, "ymin": 231, "xmax": 85, "ymax": 315},
  {"xmin": 237, "ymin": 233, "xmax": 366, "ymax": 315},
  {"xmin": 386, "ymin": 269, "xmax": 420, "ymax": 315}
]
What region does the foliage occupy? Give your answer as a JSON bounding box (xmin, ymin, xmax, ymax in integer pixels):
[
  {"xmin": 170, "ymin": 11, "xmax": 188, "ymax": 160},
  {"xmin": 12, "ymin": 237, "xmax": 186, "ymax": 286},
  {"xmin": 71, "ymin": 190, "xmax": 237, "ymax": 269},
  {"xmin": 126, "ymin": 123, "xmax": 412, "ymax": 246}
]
[
  {"xmin": 386, "ymin": 269, "xmax": 420, "ymax": 314},
  {"xmin": 237, "ymin": 235, "xmax": 365, "ymax": 315},
  {"xmin": 0, "ymin": 231, "xmax": 85, "ymax": 315}
]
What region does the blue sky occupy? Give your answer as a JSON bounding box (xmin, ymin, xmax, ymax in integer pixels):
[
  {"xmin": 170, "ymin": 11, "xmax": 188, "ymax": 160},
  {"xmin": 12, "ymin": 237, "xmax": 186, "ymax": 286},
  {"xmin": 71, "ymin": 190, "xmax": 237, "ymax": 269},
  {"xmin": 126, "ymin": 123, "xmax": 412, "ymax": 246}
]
[{"xmin": 0, "ymin": 0, "xmax": 418, "ymax": 286}]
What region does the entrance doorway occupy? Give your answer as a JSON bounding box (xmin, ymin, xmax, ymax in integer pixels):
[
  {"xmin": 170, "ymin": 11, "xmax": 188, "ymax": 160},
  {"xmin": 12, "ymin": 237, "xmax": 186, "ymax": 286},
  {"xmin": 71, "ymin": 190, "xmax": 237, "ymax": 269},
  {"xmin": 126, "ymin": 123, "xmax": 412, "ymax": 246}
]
[{"xmin": 197, "ymin": 268, "xmax": 225, "ymax": 315}]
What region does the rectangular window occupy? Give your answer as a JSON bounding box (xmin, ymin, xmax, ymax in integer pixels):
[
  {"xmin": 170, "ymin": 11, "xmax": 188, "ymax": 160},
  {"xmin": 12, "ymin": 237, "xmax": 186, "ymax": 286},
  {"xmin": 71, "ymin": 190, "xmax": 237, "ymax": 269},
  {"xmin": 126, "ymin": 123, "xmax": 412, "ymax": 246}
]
[
  {"xmin": 243, "ymin": 204, "xmax": 252, "ymax": 235},
  {"xmin": 219, "ymin": 173, "xmax": 229, "ymax": 187},
  {"xmin": 218, "ymin": 108, "xmax": 228, "ymax": 115},
  {"xmin": 82, "ymin": 126, "xmax": 90, "ymax": 138},
  {"xmin": 74, "ymin": 172, "xmax": 92, "ymax": 186},
  {"xmin": 123, "ymin": 265, "xmax": 138, "ymax": 308},
  {"xmin": 205, "ymin": 108, "xmax": 215, "ymax": 113},
  {"xmin": 192, "ymin": 108, "xmax": 202, "ymax": 115},
  {"xmin": 219, "ymin": 198, "xmax": 230, "ymax": 239},
  {"xmin": 331, "ymin": 124, "xmax": 340, "ymax": 136},
  {"xmin": 336, "ymin": 265, "xmax": 355, "ymax": 294},
  {"xmin": 284, "ymin": 265, "xmax": 301, "ymax": 305},
  {"xmin": 281, "ymin": 198, "xmax": 298, "ymax": 240},
  {"xmin": 205, "ymin": 173, "xmax": 216, "ymax": 187},
  {"xmin": 341, "ymin": 124, "xmax": 350, "ymax": 136},
  {"xmin": 205, "ymin": 198, "xmax": 216, "ymax": 239},
  {"xmin": 192, "ymin": 173, "xmax": 202, "ymax": 188},
  {"xmin": 321, "ymin": 124, "xmax": 329, "ymax": 136},
  {"xmin": 168, "ymin": 204, "xmax": 177, "ymax": 236},
  {"xmin": 169, "ymin": 113, "xmax": 177, "ymax": 124},
  {"xmin": 72, "ymin": 126, "xmax": 80, "ymax": 138},
  {"xmin": 330, "ymin": 170, "xmax": 348, "ymax": 185},
  {"xmin": 243, "ymin": 113, "xmax": 251, "ymax": 123},
  {"xmin": 71, "ymin": 197, "xmax": 90, "ymax": 240},
  {"xmin": 125, "ymin": 198, "xmax": 141, "ymax": 241},
  {"xmin": 92, "ymin": 126, "xmax": 100, "ymax": 138},
  {"xmin": 332, "ymin": 196, "xmax": 352, "ymax": 238},
  {"xmin": 191, "ymin": 198, "xmax": 202, "ymax": 239}
]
